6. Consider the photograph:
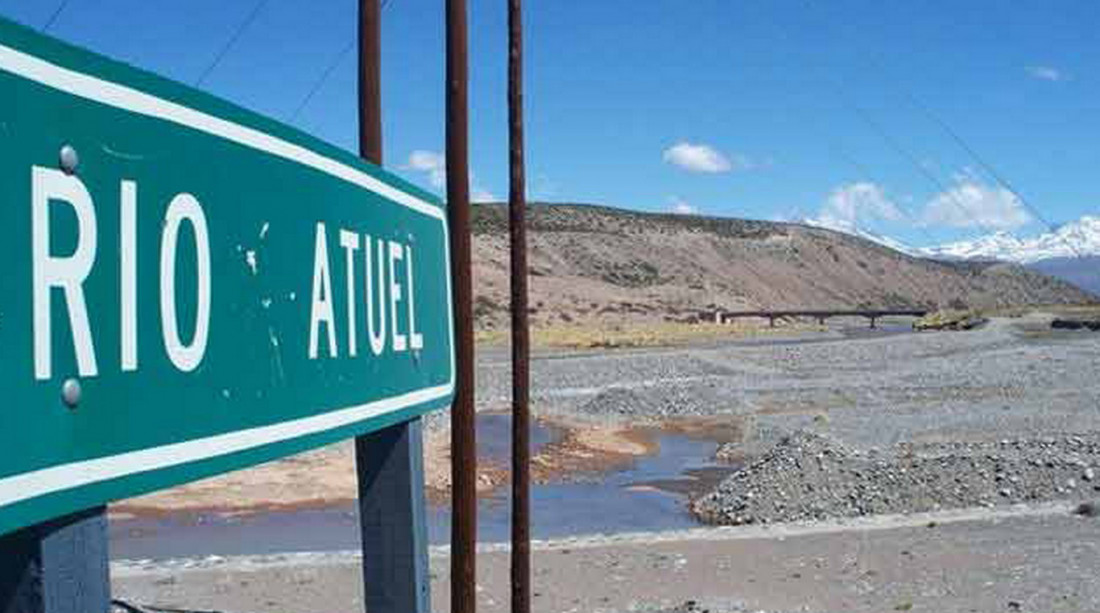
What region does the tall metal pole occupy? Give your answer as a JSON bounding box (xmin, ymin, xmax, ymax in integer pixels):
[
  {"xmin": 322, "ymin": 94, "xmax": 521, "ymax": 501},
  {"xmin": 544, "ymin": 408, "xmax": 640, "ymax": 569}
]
[
  {"xmin": 446, "ymin": 0, "xmax": 477, "ymax": 612},
  {"xmin": 507, "ymin": 0, "xmax": 530, "ymax": 612},
  {"xmin": 358, "ymin": 0, "xmax": 382, "ymax": 165}
]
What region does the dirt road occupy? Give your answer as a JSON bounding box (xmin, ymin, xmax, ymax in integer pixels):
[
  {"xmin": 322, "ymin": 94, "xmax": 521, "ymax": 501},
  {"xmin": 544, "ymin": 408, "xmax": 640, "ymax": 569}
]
[{"xmin": 113, "ymin": 502, "xmax": 1098, "ymax": 613}]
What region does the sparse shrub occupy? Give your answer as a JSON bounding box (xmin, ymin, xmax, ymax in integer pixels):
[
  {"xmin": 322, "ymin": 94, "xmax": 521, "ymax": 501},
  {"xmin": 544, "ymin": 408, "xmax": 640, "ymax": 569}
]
[{"xmin": 473, "ymin": 295, "xmax": 500, "ymax": 320}]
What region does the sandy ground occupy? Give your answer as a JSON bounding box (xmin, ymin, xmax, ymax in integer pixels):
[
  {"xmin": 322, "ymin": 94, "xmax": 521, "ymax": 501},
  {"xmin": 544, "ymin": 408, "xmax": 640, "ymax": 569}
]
[
  {"xmin": 113, "ymin": 502, "xmax": 1100, "ymax": 613},
  {"xmin": 115, "ymin": 417, "xmax": 653, "ymax": 516}
]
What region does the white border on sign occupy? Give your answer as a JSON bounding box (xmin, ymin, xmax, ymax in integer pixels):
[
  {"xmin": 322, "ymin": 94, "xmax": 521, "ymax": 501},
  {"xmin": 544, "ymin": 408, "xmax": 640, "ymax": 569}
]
[{"xmin": 0, "ymin": 43, "xmax": 456, "ymax": 508}]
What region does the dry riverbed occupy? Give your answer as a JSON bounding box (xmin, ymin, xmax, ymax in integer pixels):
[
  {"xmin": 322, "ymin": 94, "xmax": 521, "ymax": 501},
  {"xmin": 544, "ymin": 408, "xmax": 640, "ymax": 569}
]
[{"xmin": 111, "ymin": 311, "xmax": 1100, "ymax": 611}]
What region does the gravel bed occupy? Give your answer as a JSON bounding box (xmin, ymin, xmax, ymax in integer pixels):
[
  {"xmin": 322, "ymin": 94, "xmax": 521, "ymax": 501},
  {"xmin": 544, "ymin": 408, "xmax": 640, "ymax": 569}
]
[
  {"xmin": 623, "ymin": 600, "xmax": 808, "ymax": 613},
  {"xmin": 473, "ymin": 318, "xmax": 1100, "ymax": 446},
  {"xmin": 692, "ymin": 429, "xmax": 1100, "ymax": 526}
]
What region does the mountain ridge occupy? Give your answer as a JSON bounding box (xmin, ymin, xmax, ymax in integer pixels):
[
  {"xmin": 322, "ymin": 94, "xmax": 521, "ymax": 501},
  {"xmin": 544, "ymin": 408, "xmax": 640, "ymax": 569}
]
[{"xmin": 470, "ymin": 202, "xmax": 1093, "ymax": 329}]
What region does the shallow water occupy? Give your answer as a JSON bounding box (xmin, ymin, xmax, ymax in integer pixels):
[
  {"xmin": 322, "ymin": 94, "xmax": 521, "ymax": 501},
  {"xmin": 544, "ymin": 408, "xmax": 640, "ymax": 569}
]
[
  {"xmin": 427, "ymin": 427, "xmax": 735, "ymax": 544},
  {"xmin": 109, "ymin": 417, "xmax": 733, "ymax": 560}
]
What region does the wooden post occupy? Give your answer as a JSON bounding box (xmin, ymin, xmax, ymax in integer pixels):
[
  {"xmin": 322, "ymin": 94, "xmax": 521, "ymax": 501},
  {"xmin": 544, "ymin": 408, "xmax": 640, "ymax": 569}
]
[
  {"xmin": 354, "ymin": 1, "xmax": 431, "ymax": 613},
  {"xmin": 0, "ymin": 507, "xmax": 110, "ymax": 613}
]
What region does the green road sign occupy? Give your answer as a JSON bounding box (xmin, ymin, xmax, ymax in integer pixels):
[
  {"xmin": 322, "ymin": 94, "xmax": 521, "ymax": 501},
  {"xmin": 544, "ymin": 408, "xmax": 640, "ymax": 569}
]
[{"xmin": 0, "ymin": 17, "xmax": 453, "ymax": 536}]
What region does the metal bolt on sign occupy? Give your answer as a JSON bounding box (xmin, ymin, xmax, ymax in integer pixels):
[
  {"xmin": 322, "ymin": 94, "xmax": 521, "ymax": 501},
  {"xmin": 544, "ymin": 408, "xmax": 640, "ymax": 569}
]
[
  {"xmin": 59, "ymin": 144, "xmax": 79, "ymax": 174},
  {"xmin": 61, "ymin": 379, "xmax": 81, "ymax": 409}
]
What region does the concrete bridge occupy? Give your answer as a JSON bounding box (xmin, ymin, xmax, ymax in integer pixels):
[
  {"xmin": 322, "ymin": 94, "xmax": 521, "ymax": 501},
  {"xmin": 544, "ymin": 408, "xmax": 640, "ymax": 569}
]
[{"xmin": 714, "ymin": 309, "xmax": 929, "ymax": 329}]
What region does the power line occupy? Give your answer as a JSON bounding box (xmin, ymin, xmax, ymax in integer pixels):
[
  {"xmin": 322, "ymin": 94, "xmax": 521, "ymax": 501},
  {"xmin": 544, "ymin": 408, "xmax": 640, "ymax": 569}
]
[
  {"xmin": 762, "ymin": 12, "xmax": 996, "ymax": 239},
  {"xmin": 195, "ymin": 0, "xmax": 271, "ymax": 87},
  {"xmin": 824, "ymin": 139, "xmax": 942, "ymax": 248},
  {"xmin": 898, "ymin": 91, "xmax": 1073, "ymax": 242},
  {"xmin": 289, "ymin": 0, "xmax": 395, "ymax": 125},
  {"xmin": 41, "ymin": 0, "xmax": 70, "ymax": 32},
  {"xmin": 798, "ymin": 0, "xmax": 1080, "ymax": 256},
  {"xmin": 289, "ymin": 39, "xmax": 355, "ymax": 123},
  {"xmin": 786, "ymin": 84, "xmax": 942, "ymax": 247},
  {"xmin": 842, "ymin": 99, "xmax": 992, "ymax": 234}
]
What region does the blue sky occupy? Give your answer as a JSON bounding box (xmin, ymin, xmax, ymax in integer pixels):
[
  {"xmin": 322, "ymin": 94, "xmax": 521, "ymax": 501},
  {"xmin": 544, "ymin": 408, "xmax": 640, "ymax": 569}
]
[{"xmin": 3, "ymin": 1, "xmax": 1097, "ymax": 247}]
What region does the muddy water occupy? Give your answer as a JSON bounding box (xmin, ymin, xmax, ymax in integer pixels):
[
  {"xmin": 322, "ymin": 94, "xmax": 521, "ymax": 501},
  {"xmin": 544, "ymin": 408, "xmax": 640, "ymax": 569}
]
[
  {"xmin": 109, "ymin": 417, "xmax": 734, "ymax": 561},
  {"xmin": 428, "ymin": 423, "xmax": 736, "ymax": 545}
]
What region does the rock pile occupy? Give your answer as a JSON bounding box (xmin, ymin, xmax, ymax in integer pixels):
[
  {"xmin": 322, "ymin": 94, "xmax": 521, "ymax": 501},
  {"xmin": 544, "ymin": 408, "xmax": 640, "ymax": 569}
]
[
  {"xmin": 692, "ymin": 430, "xmax": 1100, "ymax": 525},
  {"xmin": 913, "ymin": 309, "xmax": 987, "ymax": 331},
  {"xmin": 576, "ymin": 387, "xmax": 661, "ymax": 417},
  {"xmin": 1052, "ymin": 317, "xmax": 1100, "ymax": 331}
]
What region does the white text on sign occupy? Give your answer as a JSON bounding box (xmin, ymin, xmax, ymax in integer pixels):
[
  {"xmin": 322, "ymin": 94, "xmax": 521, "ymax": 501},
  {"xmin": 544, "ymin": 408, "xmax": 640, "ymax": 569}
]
[
  {"xmin": 31, "ymin": 168, "xmax": 428, "ymax": 384},
  {"xmin": 308, "ymin": 223, "xmax": 424, "ymax": 360},
  {"xmin": 31, "ymin": 166, "xmax": 211, "ymax": 381}
]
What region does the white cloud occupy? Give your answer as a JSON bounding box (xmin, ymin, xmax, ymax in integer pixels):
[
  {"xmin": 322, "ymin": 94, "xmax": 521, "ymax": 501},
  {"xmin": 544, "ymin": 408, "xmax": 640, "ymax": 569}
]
[
  {"xmin": 471, "ymin": 188, "xmax": 497, "ymax": 203},
  {"xmin": 407, "ymin": 150, "xmax": 446, "ymax": 188},
  {"xmin": 663, "ymin": 142, "xmax": 742, "ymax": 173},
  {"xmin": 1026, "ymin": 65, "xmax": 1067, "ymax": 82},
  {"xmin": 668, "ymin": 196, "xmax": 698, "ymax": 215},
  {"xmin": 810, "ymin": 182, "xmax": 903, "ymax": 230},
  {"xmin": 921, "ymin": 176, "xmax": 1031, "ymax": 230},
  {"xmin": 404, "ymin": 150, "xmax": 496, "ymax": 202}
]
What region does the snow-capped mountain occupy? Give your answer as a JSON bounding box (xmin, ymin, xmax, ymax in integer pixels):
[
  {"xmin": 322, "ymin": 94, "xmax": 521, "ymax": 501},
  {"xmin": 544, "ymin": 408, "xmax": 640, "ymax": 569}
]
[
  {"xmin": 917, "ymin": 231, "xmax": 1029, "ymax": 261},
  {"xmin": 917, "ymin": 216, "xmax": 1100, "ymax": 264},
  {"xmin": 802, "ymin": 217, "xmax": 917, "ymax": 256},
  {"xmin": 803, "ymin": 214, "xmax": 1100, "ymax": 265}
]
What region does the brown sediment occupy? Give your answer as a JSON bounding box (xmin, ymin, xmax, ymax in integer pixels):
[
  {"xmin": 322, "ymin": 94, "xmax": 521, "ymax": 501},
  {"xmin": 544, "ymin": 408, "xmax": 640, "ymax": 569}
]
[
  {"xmin": 422, "ymin": 427, "xmax": 510, "ymax": 505},
  {"xmin": 423, "ymin": 417, "xmax": 662, "ymax": 500},
  {"xmin": 635, "ymin": 416, "xmax": 748, "ymax": 445},
  {"xmin": 111, "ymin": 496, "xmax": 360, "ymax": 520},
  {"xmin": 110, "ymin": 415, "xmax": 746, "ymax": 519},
  {"xmin": 529, "ymin": 425, "xmax": 657, "ymax": 484},
  {"xmin": 111, "ymin": 443, "xmax": 360, "ymax": 519},
  {"xmin": 111, "ymin": 429, "xmax": 509, "ymax": 518}
]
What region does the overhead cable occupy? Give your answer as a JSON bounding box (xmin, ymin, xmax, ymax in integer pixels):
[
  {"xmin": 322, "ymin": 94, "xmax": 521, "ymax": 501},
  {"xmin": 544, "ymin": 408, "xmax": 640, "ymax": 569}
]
[
  {"xmin": 41, "ymin": 0, "xmax": 70, "ymax": 32},
  {"xmin": 195, "ymin": 0, "xmax": 271, "ymax": 87}
]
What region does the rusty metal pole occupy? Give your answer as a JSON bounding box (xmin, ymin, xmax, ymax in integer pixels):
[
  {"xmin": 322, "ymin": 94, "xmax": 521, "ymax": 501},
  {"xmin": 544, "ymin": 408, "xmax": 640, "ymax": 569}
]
[
  {"xmin": 358, "ymin": 0, "xmax": 382, "ymax": 165},
  {"xmin": 446, "ymin": 0, "xmax": 477, "ymax": 612},
  {"xmin": 507, "ymin": 0, "xmax": 530, "ymax": 612}
]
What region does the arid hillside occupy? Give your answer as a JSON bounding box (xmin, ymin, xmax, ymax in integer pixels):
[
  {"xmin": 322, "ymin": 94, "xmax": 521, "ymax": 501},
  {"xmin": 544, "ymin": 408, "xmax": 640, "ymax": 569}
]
[{"xmin": 471, "ymin": 203, "xmax": 1094, "ymax": 329}]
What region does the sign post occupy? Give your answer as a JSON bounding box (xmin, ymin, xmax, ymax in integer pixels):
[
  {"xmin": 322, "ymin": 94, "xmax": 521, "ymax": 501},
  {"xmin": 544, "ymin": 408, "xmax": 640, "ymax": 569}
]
[
  {"xmin": 0, "ymin": 507, "xmax": 109, "ymax": 613},
  {"xmin": 353, "ymin": 2, "xmax": 432, "ymax": 613},
  {"xmin": 0, "ymin": 14, "xmax": 454, "ymax": 611}
]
